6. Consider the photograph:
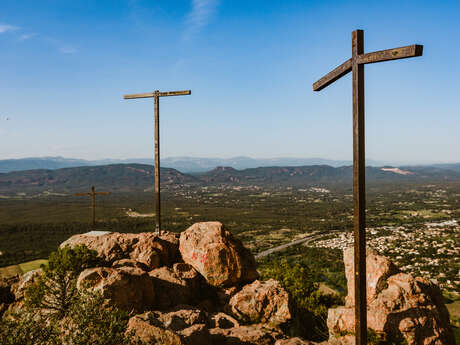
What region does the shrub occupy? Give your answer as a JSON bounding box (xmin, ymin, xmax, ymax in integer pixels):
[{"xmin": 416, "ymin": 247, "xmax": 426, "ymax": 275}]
[
  {"xmin": 0, "ymin": 309, "xmax": 60, "ymax": 345},
  {"xmin": 1, "ymin": 245, "xmax": 138, "ymax": 344},
  {"xmin": 259, "ymin": 258, "xmax": 343, "ymax": 341},
  {"xmin": 25, "ymin": 244, "xmax": 101, "ymax": 318}
]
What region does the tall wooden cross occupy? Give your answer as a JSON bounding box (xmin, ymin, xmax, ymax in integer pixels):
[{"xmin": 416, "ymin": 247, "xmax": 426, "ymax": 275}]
[
  {"xmin": 312, "ymin": 30, "xmax": 423, "ymax": 345},
  {"xmin": 74, "ymin": 185, "xmax": 111, "ymax": 226},
  {"xmin": 123, "ymin": 90, "xmax": 191, "ymax": 234}
]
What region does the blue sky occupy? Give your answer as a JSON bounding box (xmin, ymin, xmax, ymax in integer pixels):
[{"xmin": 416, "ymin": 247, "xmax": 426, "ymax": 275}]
[{"xmin": 0, "ymin": 0, "xmax": 459, "ymax": 163}]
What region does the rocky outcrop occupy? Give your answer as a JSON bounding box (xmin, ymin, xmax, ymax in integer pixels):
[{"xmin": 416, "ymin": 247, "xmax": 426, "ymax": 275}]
[
  {"xmin": 61, "ymin": 231, "xmax": 180, "ymax": 270},
  {"xmin": 229, "ymin": 279, "xmax": 291, "ymax": 326},
  {"xmin": 328, "ymin": 247, "xmax": 455, "ymax": 345},
  {"xmin": 127, "ymin": 306, "xmax": 210, "ymax": 345},
  {"xmin": 77, "ymin": 266, "xmax": 155, "ymax": 313},
  {"xmin": 149, "ymin": 263, "xmax": 202, "ymax": 309},
  {"xmin": 30, "ymin": 222, "xmax": 341, "ymax": 344},
  {"xmin": 179, "ymin": 222, "xmax": 259, "ymax": 287}
]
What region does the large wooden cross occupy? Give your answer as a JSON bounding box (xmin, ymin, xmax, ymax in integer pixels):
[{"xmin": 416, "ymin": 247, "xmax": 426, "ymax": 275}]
[
  {"xmin": 74, "ymin": 185, "xmax": 111, "ymax": 226},
  {"xmin": 312, "ymin": 30, "xmax": 423, "ymax": 345},
  {"xmin": 123, "ymin": 90, "xmax": 191, "ymax": 234}
]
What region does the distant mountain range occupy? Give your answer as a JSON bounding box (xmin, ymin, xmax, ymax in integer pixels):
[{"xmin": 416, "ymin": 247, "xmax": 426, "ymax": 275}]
[
  {"xmin": 1, "ymin": 163, "xmax": 460, "ymax": 195},
  {"xmin": 2, "ymin": 156, "xmax": 459, "ymax": 174}
]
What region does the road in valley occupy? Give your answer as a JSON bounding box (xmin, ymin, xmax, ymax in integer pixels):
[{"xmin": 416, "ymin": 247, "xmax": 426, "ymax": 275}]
[{"xmin": 254, "ymin": 232, "xmax": 324, "ymax": 260}]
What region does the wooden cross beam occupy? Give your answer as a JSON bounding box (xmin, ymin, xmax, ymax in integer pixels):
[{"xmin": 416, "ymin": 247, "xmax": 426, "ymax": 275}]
[
  {"xmin": 312, "ymin": 30, "xmax": 422, "ymax": 345},
  {"xmin": 123, "ymin": 89, "xmax": 191, "ymax": 234},
  {"xmin": 74, "ymin": 185, "xmax": 111, "ymax": 226}
]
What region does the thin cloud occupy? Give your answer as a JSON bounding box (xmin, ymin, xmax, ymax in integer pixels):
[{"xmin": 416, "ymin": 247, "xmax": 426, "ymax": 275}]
[
  {"xmin": 0, "ymin": 23, "xmax": 18, "ymax": 33},
  {"xmin": 183, "ymin": 0, "xmax": 218, "ymax": 41},
  {"xmin": 19, "ymin": 33, "xmax": 37, "ymax": 41},
  {"xmin": 59, "ymin": 45, "xmax": 77, "ymax": 54}
]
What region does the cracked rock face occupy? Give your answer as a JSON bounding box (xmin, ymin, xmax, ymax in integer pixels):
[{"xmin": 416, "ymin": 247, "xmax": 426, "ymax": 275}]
[
  {"xmin": 229, "ymin": 279, "xmax": 291, "ymax": 326},
  {"xmin": 149, "ymin": 263, "xmax": 202, "ymax": 310},
  {"xmin": 328, "ymin": 248, "xmax": 455, "ymax": 345},
  {"xmin": 179, "ymin": 221, "xmax": 259, "ymax": 287},
  {"xmin": 77, "ymin": 266, "xmax": 155, "ymax": 313},
  {"xmin": 61, "ymin": 231, "xmax": 180, "ymax": 270}
]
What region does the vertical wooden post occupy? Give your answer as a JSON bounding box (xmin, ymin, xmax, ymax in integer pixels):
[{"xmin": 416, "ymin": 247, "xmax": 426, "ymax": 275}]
[
  {"xmin": 154, "ymin": 91, "xmax": 161, "ymax": 234},
  {"xmin": 352, "ymin": 29, "xmax": 367, "ymax": 345},
  {"xmin": 91, "ymin": 185, "xmax": 96, "ymax": 226}
]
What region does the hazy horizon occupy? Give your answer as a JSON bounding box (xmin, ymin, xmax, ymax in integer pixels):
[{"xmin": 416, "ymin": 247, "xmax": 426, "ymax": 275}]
[{"xmin": 1, "ymin": 154, "xmax": 459, "ymax": 167}]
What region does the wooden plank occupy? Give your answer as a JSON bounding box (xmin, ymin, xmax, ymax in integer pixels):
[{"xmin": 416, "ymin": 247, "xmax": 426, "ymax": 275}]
[
  {"xmin": 313, "ymin": 58, "xmax": 352, "ymax": 91},
  {"xmin": 154, "ymin": 94, "xmax": 161, "ymax": 233},
  {"xmin": 95, "ymin": 192, "xmax": 111, "ymax": 195},
  {"xmin": 124, "ymin": 92, "xmax": 155, "ymax": 99},
  {"xmin": 158, "ymin": 90, "xmax": 191, "ymax": 97},
  {"xmin": 74, "ymin": 193, "xmax": 90, "ymax": 196},
  {"xmin": 352, "ymin": 29, "xmax": 367, "ymax": 345},
  {"xmin": 357, "ymin": 44, "xmax": 423, "ymax": 65}
]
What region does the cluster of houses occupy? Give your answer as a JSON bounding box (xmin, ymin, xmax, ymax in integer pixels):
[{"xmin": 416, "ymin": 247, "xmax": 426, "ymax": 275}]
[{"xmin": 312, "ymin": 220, "xmax": 460, "ymax": 296}]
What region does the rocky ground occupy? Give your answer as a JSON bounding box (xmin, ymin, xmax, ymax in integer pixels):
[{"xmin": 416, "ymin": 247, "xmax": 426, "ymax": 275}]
[{"xmin": 0, "ymin": 221, "xmax": 456, "ymax": 344}]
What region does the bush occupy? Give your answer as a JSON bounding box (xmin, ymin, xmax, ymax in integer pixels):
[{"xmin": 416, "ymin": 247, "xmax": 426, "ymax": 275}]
[
  {"xmin": 0, "ymin": 309, "xmax": 60, "ymax": 345},
  {"xmin": 25, "ymin": 244, "xmax": 102, "ymax": 318},
  {"xmin": 259, "ymin": 258, "xmax": 344, "ymax": 341},
  {"xmin": 1, "ymin": 245, "xmax": 139, "ymax": 345}
]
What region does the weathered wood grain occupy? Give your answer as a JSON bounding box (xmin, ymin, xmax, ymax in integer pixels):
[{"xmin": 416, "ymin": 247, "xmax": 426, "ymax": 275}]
[
  {"xmin": 357, "ymin": 44, "xmax": 423, "ymax": 65},
  {"xmin": 313, "ymin": 58, "xmax": 352, "ymax": 91}
]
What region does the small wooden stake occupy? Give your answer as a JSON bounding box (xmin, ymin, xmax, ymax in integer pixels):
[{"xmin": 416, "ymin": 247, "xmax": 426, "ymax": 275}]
[{"xmin": 75, "ymin": 185, "xmax": 111, "ymax": 226}]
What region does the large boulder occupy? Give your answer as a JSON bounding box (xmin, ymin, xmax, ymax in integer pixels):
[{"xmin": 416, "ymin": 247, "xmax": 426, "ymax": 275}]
[
  {"xmin": 77, "ymin": 266, "xmax": 155, "ymax": 313},
  {"xmin": 149, "ymin": 263, "xmax": 202, "ymax": 309},
  {"xmin": 179, "ymin": 222, "xmax": 259, "ymax": 287},
  {"xmin": 328, "ymin": 248, "xmax": 455, "ymax": 345},
  {"xmin": 61, "ymin": 231, "xmax": 180, "ymax": 270},
  {"xmin": 343, "ymin": 247, "xmax": 399, "ymax": 307},
  {"xmin": 229, "ymin": 279, "xmax": 292, "ymax": 326}
]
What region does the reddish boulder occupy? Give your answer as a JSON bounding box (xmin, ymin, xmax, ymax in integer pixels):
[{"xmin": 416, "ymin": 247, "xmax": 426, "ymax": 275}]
[
  {"xmin": 328, "ymin": 248, "xmax": 455, "ymax": 345},
  {"xmin": 149, "ymin": 263, "xmax": 202, "ymax": 309},
  {"xmin": 61, "ymin": 231, "xmax": 180, "ymax": 270},
  {"xmin": 77, "ymin": 266, "xmax": 155, "ymax": 313},
  {"xmin": 179, "ymin": 222, "xmax": 259, "ymax": 287},
  {"xmin": 229, "ymin": 279, "xmax": 291, "ymax": 326},
  {"xmin": 343, "ymin": 247, "xmax": 399, "ymax": 307}
]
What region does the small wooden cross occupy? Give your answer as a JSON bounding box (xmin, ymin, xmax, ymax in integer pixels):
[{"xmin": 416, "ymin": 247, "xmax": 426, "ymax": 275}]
[
  {"xmin": 74, "ymin": 185, "xmax": 111, "ymax": 226},
  {"xmin": 123, "ymin": 90, "xmax": 191, "ymax": 234},
  {"xmin": 312, "ymin": 30, "xmax": 422, "ymax": 345}
]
